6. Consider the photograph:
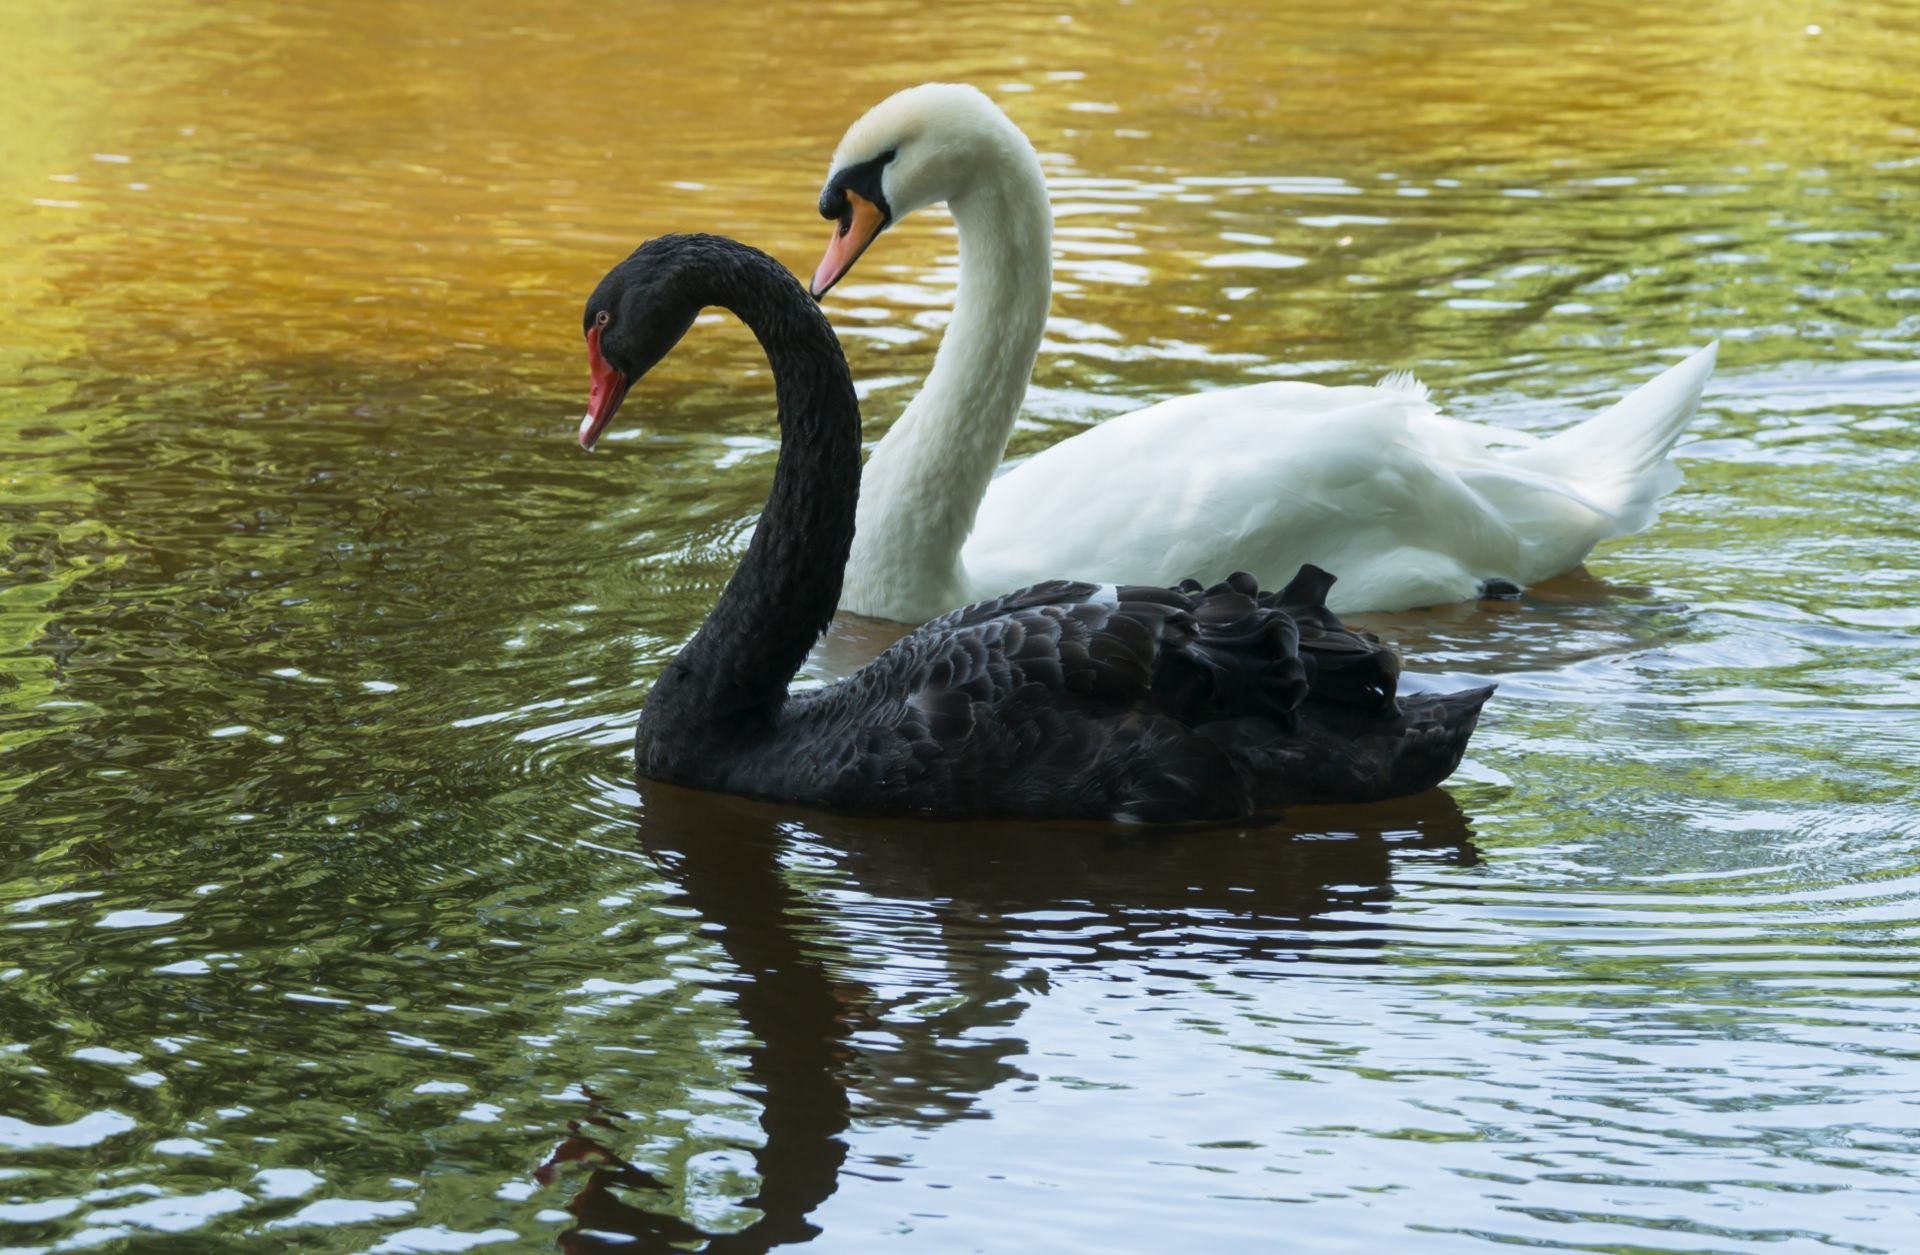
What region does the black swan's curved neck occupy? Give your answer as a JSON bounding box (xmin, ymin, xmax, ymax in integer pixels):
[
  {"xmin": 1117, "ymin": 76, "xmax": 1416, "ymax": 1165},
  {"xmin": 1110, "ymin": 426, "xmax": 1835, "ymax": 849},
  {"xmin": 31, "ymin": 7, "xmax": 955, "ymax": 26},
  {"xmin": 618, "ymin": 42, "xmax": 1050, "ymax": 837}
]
[{"xmin": 647, "ymin": 243, "xmax": 861, "ymax": 736}]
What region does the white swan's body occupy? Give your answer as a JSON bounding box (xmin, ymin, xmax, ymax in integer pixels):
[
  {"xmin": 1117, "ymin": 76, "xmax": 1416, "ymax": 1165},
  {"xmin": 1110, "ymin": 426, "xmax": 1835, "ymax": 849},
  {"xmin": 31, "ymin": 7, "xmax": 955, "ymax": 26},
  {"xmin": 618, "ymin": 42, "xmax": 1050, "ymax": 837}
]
[{"xmin": 818, "ymin": 84, "xmax": 1717, "ymax": 622}]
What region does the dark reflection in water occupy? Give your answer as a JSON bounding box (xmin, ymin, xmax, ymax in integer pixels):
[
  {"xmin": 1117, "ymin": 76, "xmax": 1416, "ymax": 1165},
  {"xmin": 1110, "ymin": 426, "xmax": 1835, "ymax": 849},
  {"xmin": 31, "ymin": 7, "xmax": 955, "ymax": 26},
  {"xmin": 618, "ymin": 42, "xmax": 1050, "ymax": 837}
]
[{"xmin": 555, "ymin": 786, "xmax": 1476, "ymax": 1250}]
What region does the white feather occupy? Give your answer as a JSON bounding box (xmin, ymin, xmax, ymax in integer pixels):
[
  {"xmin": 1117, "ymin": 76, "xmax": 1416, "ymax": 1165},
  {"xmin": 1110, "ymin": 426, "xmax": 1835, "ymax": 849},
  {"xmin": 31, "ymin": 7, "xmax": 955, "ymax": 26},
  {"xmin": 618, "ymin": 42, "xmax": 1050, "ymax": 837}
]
[{"xmin": 1374, "ymin": 369, "xmax": 1430, "ymax": 401}]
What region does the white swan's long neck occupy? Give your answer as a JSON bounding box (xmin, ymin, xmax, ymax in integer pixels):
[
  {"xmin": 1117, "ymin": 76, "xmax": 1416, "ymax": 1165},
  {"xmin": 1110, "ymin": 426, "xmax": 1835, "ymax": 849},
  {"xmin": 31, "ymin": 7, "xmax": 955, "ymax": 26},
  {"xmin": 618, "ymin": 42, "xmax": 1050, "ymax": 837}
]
[{"xmin": 839, "ymin": 143, "xmax": 1053, "ymax": 622}]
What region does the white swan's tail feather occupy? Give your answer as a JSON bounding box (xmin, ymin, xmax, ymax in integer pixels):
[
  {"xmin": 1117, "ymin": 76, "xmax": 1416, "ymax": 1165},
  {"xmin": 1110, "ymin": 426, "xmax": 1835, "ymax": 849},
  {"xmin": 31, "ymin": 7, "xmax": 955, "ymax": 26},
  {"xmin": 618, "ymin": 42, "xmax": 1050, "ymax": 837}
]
[
  {"xmin": 1504, "ymin": 342, "xmax": 1717, "ymax": 538},
  {"xmin": 1375, "ymin": 369, "xmax": 1430, "ymax": 401}
]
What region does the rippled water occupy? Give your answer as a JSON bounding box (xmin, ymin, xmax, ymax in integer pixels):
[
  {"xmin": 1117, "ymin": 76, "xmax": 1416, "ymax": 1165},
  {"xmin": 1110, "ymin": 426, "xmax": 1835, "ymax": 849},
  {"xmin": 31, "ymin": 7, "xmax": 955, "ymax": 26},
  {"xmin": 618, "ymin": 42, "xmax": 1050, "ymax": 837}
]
[{"xmin": 4, "ymin": 0, "xmax": 1919, "ymax": 1250}]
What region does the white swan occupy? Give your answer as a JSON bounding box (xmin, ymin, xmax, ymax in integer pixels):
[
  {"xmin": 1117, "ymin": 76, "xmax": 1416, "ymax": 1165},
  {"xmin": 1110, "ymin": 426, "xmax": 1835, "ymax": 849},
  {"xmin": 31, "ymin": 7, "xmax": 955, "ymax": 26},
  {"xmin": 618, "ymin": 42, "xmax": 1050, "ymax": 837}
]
[{"xmin": 812, "ymin": 82, "xmax": 1718, "ymax": 622}]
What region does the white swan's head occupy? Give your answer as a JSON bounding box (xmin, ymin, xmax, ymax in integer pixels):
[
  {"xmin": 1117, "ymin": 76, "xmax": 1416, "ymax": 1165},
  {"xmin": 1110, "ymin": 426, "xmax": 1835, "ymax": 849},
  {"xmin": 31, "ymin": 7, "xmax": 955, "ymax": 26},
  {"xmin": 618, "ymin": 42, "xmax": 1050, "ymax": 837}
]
[{"xmin": 811, "ymin": 83, "xmax": 1030, "ymax": 297}]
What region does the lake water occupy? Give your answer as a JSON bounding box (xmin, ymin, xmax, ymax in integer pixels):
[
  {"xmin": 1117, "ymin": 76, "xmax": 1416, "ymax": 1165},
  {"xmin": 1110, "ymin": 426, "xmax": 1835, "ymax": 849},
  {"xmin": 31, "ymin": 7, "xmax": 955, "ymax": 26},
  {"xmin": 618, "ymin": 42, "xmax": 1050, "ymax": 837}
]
[{"xmin": 3, "ymin": 0, "xmax": 1919, "ymax": 1250}]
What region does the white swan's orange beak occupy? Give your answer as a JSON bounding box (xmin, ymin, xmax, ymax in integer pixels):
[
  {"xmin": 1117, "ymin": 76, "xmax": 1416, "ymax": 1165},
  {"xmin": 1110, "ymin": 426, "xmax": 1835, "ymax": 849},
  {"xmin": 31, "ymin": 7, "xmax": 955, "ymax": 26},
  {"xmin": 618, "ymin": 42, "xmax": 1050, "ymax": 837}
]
[
  {"xmin": 811, "ymin": 190, "xmax": 885, "ymax": 299},
  {"xmin": 580, "ymin": 323, "xmax": 630, "ymax": 452}
]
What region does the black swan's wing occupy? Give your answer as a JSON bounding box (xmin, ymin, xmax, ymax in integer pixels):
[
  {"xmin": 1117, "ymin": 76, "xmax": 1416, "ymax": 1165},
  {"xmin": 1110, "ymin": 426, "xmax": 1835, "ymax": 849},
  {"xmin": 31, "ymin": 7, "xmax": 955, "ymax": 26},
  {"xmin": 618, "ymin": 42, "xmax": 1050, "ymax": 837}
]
[
  {"xmin": 788, "ymin": 565, "xmax": 1488, "ymax": 820},
  {"xmin": 792, "ymin": 577, "xmax": 1309, "ymax": 818},
  {"xmin": 890, "ymin": 576, "xmax": 1318, "ymax": 736},
  {"xmin": 1200, "ymin": 683, "xmax": 1495, "ymax": 807},
  {"xmin": 1245, "ymin": 565, "xmax": 1490, "ymax": 803},
  {"xmin": 1267, "ymin": 564, "xmax": 1402, "ymax": 713}
]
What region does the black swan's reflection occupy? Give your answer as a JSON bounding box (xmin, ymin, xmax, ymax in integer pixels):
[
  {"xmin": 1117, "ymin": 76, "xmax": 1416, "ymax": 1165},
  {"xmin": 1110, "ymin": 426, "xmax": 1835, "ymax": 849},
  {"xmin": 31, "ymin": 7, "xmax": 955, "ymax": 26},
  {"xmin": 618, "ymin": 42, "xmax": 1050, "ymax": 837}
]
[{"xmin": 545, "ymin": 789, "xmax": 1479, "ymax": 1251}]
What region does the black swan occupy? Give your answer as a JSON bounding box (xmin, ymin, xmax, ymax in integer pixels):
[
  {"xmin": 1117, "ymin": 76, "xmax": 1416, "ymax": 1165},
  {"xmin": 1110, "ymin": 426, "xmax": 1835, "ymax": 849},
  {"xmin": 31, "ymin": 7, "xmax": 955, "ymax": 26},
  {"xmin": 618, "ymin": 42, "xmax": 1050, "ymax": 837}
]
[{"xmin": 579, "ymin": 234, "xmax": 1493, "ymax": 822}]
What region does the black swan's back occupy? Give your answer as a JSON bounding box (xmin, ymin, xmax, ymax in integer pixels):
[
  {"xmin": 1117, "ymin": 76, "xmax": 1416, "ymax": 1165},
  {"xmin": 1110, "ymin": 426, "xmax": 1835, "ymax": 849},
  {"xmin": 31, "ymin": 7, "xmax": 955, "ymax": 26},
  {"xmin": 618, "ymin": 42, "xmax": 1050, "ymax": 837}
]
[
  {"xmin": 751, "ymin": 566, "xmax": 1489, "ymax": 822},
  {"xmin": 580, "ymin": 234, "xmax": 1492, "ymax": 821}
]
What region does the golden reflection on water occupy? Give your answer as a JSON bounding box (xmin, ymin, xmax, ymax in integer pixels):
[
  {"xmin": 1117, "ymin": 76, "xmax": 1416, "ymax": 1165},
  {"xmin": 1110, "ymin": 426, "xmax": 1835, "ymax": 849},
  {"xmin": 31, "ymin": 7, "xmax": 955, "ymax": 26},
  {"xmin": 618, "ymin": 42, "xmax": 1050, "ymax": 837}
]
[{"xmin": 2, "ymin": 0, "xmax": 1913, "ymax": 382}]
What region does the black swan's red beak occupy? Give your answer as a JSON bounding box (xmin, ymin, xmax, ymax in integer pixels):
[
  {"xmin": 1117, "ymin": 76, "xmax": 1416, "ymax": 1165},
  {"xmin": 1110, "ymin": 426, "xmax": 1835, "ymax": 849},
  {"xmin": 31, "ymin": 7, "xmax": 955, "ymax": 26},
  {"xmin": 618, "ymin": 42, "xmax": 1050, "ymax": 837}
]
[{"xmin": 580, "ymin": 323, "xmax": 630, "ymax": 451}]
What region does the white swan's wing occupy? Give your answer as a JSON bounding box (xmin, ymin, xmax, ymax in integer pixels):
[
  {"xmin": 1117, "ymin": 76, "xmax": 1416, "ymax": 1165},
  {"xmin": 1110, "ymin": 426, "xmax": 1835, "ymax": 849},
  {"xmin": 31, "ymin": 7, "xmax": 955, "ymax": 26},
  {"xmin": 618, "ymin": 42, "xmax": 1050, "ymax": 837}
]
[
  {"xmin": 957, "ymin": 362, "xmax": 1718, "ymax": 614},
  {"xmin": 962, "ymin": 382, "xmax": 1533, "ymax": 610}
]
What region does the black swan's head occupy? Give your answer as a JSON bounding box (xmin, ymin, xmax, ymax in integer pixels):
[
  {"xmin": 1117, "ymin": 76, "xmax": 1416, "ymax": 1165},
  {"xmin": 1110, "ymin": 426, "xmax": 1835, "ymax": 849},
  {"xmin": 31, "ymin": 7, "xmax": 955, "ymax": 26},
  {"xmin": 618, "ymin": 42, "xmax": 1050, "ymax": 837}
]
[{"xmin": 578, "ymin": 235, "xmax": 707, "ymax": 451}]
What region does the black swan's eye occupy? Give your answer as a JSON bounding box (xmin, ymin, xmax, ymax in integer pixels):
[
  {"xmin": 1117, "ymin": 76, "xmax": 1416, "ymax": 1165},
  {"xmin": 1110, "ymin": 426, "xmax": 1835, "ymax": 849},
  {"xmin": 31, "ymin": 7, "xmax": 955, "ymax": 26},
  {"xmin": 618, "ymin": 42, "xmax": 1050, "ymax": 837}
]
[{"xmin": 595, "ymin": 310, "xmax": 610, "ymax": 329}]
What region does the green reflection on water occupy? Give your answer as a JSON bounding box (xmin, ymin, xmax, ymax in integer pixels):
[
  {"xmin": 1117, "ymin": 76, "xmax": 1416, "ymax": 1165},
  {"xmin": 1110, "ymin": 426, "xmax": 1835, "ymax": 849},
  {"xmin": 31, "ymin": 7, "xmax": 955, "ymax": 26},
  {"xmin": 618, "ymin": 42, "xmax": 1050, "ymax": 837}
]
[{"xmin": 2, "ymin": 0, "xmax": 1918, "ymax": 1250}]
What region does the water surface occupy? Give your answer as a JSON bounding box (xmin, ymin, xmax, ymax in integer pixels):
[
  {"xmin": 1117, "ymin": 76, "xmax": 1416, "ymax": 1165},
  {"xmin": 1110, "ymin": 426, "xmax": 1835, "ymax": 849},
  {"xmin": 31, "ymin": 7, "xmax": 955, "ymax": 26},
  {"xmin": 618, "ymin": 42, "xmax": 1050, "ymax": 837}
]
[{"xmin": 3, "ymin": 0, "xmax": 1919, "ymax": 1250}]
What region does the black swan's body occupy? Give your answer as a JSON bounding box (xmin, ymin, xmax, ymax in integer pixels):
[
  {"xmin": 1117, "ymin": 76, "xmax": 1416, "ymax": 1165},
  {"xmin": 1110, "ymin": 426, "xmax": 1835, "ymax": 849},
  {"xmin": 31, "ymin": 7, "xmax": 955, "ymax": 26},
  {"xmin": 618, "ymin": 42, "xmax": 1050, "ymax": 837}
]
[{"xmin": 580, "ymin": 235, "xmax": 1492, "ymax": 822}]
